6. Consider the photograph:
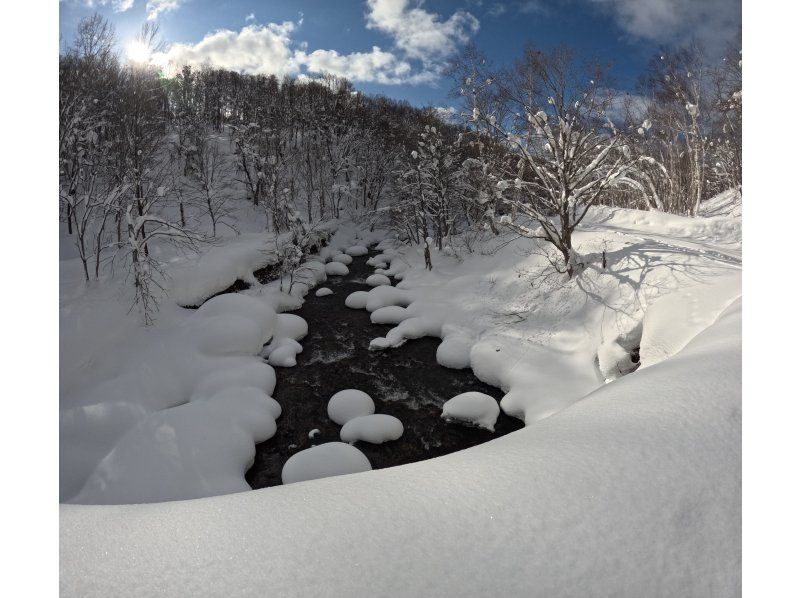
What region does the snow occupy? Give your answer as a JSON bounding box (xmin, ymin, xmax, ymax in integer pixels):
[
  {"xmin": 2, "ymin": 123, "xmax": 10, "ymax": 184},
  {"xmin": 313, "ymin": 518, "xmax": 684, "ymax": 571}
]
[
  {"xmin": 71, "ymin": 388, "xmax": 279, "ymax": 504},
  {"xmin": 60, "ymin": 297, "xmax": 741, "ymax": 596},
  {"xmin": 344, "ymin": 290, "xmax": 369, "ymax": 309},
  {"xmin": 699, "ymin": 186, "xmax": 742, "ymax": 218},
  {"xmin": 60, "ymin": 189, "xmax": 741, "ymax": 594},
  {"xmin": 169, "ymin": 228, "xmax": 330, "ymax": 307},
  {"xmin": 58, "ymin": 220, "xmax": 379, "ymax": 505},
  {"xmin": 435, "ymin": 333, "xmax": 473, "ymax": 369},
  {"xmin": 196, "ymin": 293, "xmax": 277, "ymax": 345},
  {"xmin": 442, "ymin": 392, "xmax": 501, "ymax": 431},
  {"xmin": 324, "ymin": 261, "xmax": 349, "ymax": 276},
  {"xmin": 340, "ymin": 414, "xmax": 404, "ymax": 444},
  {"xmin": 369, "ymin": 305, "xmax": 409, "ymax": 325},
  {"xmin": 281, "ymin": 442, "xmax": 372, "ymax": 485},
  {"xmin": 274, "ymin": 313, "xmax": 308, "ymax": 341},
  {"xmin": 345, "ymin": 244, "xmax": 369, "ymax": 256},
  {"xmin": 265, "ymin": 338, "xmax": 303, "ymax": 367},
  {"xmin": 169, "ymin": 233, "xmax": 275, "ymax": 307},
  {"xmin": 327, "ymin": 389, "xmax": 376, "ymax": 425},
  {"xmin": 332, "ymin": 253, "xmax": 353, "ymax": 265},
  {"xmin": 366, "ymin": 273, "xmax": 391, "ymax": 287},
  {"xmin": 315, "ymin": 287, "xmax": 333, "ymax": 297},
  {"xmin": 352, "ymin": 203, "xmax": 741, "ymax": 425}
]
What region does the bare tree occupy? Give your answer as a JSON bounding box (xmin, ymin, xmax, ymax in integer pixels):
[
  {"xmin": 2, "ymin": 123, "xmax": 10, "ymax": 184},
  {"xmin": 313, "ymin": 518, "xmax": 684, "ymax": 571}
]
[{"xmin": 467, "ymin": 46, "xmax": 654, "ymax": 277}]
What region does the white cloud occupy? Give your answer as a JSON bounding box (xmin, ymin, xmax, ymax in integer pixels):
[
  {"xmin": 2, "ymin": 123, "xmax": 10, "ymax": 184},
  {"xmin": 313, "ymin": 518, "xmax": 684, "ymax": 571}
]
[
  {"xmin": 365, "ymin": 0, "xmax": 479, "ymax": 63},
  {"xmin": 590, "ymin": 0, "xmax": 740, "ymax": 53},
  {"xmin": 245, "ymin": 13, "xmax": 256, "ymax": 22},
  {"xmin": 153, "ymin": 23, "xmax": 301, "ymax": 77},
  {"xmin": 301, "ymin": 46, "xmax": 435, "ymax": 85},
  {"xmin": 146, "ymin": 0, "xmax": 184, "ymax": 21},
  {"xmin": 153, "ymin": 21, "xmax": 436, "ymax": 85},
  {"xmin": 148, "ymin": 2, "xmax": 480, "ymax": 86},
  {"xmin": 486, "ymin": 3, "xmax": 507, "ymax": 18},
  {"xmin": 74, "ymin": 0, "xmax": 134, "ymax": 11}
]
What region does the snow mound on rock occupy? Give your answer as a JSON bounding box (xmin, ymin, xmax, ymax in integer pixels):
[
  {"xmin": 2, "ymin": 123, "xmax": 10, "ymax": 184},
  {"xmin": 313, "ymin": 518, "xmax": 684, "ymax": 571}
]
[
  {"xmin": 370, "ymin": 305, "xmax": 409, "ymax": 325},
  {"xmin": 327, "ymin": 389, "xmax": 375, "ymax": 425},
  {"xmin": 345, "ymin": 291, "xmax": 369, "ymax": 309},
  {"xmin": 192, "ymin": 360, "xmax": 277, "ymax": 399},
  {"xmin": 363, "ymin": 286, "xmax": 414, "ymax": 312},
  {"xmin": 275, "ymin": 313, "xmax": 308, "ymax": 341},
  {"xmin": 345, "ymin": 245, "xmax": 369, "ymax": 256},
  {"xmin": 265, "ymin": 338, "xmax": 303, "ymax": 367},
  {"xmin": 196, "ymin": 293, "xmax": 276, "ymax": 345},
  {"xmin": 315, "ymin": 287, "xmax": 333, "ymax": 297},
  {"xmin": 442, "ymin": 392, "xmax": 500, "ymax": 431},
  {"xmin": 366, "ymin": 274, "xmax": 391, "ymax": 287},
  {"xmin": 340, "ymin": 414, "xmax": 404, "ymax": 444},
  {"xmin": 203, "ymin": 387, "xmax": 282, "ymax": 420},
  {"xmin": 191, "ymin": 314, "xmax": 267, "ymax": 356},
  {"xmin": 436, "ymin": 334, "xmax": 473, "ymax": 370},
  {"xmin": 281, "ymin": 442, "xmax": 371, "ymax": 485},
  {"xmin": 332, "ymin": 254, "xmax": 353, "ymax": 265},
  {"xmin": 325, "ymin": 262, "xmax": 349, "ymax": 276}
]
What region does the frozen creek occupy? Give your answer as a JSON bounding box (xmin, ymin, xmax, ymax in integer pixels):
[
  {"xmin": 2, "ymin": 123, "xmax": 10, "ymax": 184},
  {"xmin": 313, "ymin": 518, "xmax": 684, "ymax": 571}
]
[{"xmin": 245, "ymin": 250, "xmax": 524, "ymax": 488}]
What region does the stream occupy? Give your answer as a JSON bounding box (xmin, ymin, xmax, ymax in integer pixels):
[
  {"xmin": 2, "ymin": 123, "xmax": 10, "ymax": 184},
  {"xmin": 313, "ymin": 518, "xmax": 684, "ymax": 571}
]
[{"xmin": 245, "ymin": 250, "xmax": 524, "ymax": 489}]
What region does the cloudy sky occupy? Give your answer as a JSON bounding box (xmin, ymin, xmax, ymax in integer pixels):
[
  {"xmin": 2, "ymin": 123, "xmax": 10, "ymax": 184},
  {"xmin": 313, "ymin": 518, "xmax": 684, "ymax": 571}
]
[{"xmin": 59, "ymin": 0, "xmax": 741, "ymax": 107}]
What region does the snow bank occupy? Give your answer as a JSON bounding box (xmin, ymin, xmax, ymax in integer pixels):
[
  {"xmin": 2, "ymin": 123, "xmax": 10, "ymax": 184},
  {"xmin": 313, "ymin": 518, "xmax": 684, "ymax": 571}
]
[
  {"xmin": 442, "ymin": 392, "xmax": 500, "ymax": 431},
  {"xmin": 170, "ymin": 233, "xmax": 275, "ymax": 307},
  {"xmin": 72, "ymin": 389, "xmax": 278, "ymax": 504},
  {"xmin": 60, "ymin": 299, "xmax": 741, "ymax": 596},
  {"xmin": 340, "ymin": 414, "xmax": 404, "ymax": 444},
  {"xmin": 169, "ymin": 228, "xmax": 332, "ymax": 307},
  {"xmin": 639, "ymin": 273, "xmax": 741, "ymax": 368},
  {"xmin": 61, "ymin": 288, "xmax": 283, "ymax": 504},
  {"xmin": 351, "ymin": 203, "xmax": 741, "ymax": 424},
  {"xmin": 327, "ymin": 389, "xmax": 375, "ymax": 425},
  {"xmin": 281, "ymin": 442, "xmax": 372, "ymax": 485}
]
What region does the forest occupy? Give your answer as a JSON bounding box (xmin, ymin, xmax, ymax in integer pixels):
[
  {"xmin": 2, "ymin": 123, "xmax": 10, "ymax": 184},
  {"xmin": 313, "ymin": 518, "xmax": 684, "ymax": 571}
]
[{"xmin": 60, "ymin": 14, "xmax": 741, "ymax": 320}]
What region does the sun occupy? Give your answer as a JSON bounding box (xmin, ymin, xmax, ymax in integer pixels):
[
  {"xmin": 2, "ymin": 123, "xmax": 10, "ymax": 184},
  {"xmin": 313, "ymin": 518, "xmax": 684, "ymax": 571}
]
[{"xmin": 126, "ymin": 40, "xmax": 151, "ymax": 64}]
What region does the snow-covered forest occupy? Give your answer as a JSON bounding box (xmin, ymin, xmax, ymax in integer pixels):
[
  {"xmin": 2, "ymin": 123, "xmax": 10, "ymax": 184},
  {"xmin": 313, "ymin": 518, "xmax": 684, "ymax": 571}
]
[{"xmin": 53, "ymin": 7, "xmax": 749, "ymax": 598}]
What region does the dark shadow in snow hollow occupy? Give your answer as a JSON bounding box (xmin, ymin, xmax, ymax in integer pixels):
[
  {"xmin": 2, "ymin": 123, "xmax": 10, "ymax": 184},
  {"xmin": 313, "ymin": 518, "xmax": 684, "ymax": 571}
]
[{"xmin": 245, "ymin": 250, "xmax": 524, "ymax": 489}]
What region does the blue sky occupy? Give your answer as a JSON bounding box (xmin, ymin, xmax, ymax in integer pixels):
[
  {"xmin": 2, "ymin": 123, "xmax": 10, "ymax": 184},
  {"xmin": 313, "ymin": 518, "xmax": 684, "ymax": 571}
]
[{"xmin": 59, "ymin": 1, "xmax": 741, "ymax": 109}]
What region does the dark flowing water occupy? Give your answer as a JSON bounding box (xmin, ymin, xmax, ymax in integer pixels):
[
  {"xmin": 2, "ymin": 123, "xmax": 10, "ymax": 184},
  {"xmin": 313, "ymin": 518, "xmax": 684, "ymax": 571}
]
[{"xmin": 245, "ymin": 251, "xmax": 524, "ymax": 489}]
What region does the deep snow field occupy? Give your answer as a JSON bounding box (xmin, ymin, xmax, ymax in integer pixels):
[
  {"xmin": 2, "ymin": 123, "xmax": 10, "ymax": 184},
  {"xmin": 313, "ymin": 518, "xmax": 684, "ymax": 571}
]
[{"xmin": 59, "ymin": 190, "xmax": 742, "ymax": 596}]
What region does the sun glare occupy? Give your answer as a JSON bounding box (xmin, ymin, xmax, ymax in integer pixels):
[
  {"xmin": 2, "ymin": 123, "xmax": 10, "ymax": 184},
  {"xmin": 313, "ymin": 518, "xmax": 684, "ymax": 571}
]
[{"xmin": 126, "ymin": 40, "xmax": 151, "ymax": 64}]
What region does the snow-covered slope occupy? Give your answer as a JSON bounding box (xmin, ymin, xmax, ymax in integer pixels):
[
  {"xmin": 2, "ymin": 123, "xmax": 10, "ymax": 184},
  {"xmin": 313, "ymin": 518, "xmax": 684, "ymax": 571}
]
[
  {"xmin": 60, "ymin": 297, "xmax": 741, "ymax": 597},
  {"xmin": 60, "ymin": 191, "xmax": 741, "ymax": 595}
]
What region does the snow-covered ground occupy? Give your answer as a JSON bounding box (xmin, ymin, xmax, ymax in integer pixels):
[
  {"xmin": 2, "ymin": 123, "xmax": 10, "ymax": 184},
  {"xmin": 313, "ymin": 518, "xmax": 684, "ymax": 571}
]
[
  {"xmin": 59, "ymin": 217, "xmax": 375, "ymax": 504},
  {"xmin": 60, "ymin": 191, "xmax": 741, "ymax": 595}
]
